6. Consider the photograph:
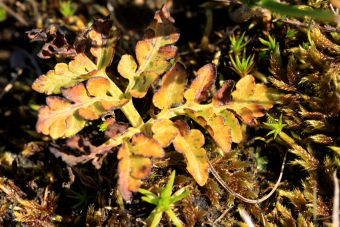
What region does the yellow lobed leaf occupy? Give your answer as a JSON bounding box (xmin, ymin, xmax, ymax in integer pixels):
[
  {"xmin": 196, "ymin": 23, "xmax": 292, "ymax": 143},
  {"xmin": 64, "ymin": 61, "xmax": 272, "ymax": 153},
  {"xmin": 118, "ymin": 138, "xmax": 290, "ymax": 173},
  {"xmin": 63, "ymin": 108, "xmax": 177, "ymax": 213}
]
[
  {"xmin": 86, "ymin": 77, "xmax": 129, "ymax": 110},
  {"xmin": 62, "ymin": 77, "xmax": 128, "ymax": 117},
  {"xmin": 78, "ymin": 102, "xmax": 106, "ymax": 120},
  {"xmin": 225, "ymin": 75, "xmax": 278, "ymax": 125},
  {"xmin": 89, "ymin": 16, "xmax": 121, "ymax": 69},
  {"xmin": 204, "ymin": 115, "xmax": 232, "ymax": 153},
  {"xmin": 212, "ymin": 80, "xmax": 235, "ymax": 107},
  {"xmin": 151, "ymin": 119, "xmax": 209, "ymax": 185},
  {"xmin": 219, "ymin": 110, "xmax": 242, "ymax": 143},
  {"xmin": 146, "ymin": 60, "xmax": 172, "ymax": 74},
  {"xmin": 117, "ymin": 55, "xmax": 137, "ymax": 80},
  {"xmin": 149, "ymin": 6, "xmax": 180, "ymax": 45},
  {"xmin": 154, "ymin": 44, "xmax": 178, "ymax": 61},
  {"xmin": 128, "ymin": 177, "xmax": 143, "ymax": 192},
  {"xmin": 184, "ymin": 108, "xmax": 208, "ymax": 126},
  {"xmin": 32, "ymin": 54, "xmax": 97, "ymax": 95},
  {"xmin": 130, "ymin": 71, "xmax": 159, "ymax": 98},
  {"xmin": 117, "ymin": 144, "xmax": 135, "ymax": 200},
  {"xmin": 153, "ymin": 62, "xmax": 187, "ymax": 109},
  {"xmin": 37, "ymin": 97, "xmax": 85, "ymax": 139},
  {"xmin": 61, "ymin": 80, "xmax": 92, "ymax": 103},
  {"xmin": 152, "ymin": 119, "xmax": 178, "ymax": 147},
  {"xmin": 129, "ymin": 133, "xmax": 165, "ymax": 157},
  {"xmin": 184, "ymin": 63, "xmax": 217, "ymax": 103},
  {"xmin": 86, "ymin": 76, "xmax": 111, "ymax": 96},
  {"xmin": 36, "ymin": 77, "xmax": 128, "ymax": 139},
  {"xmin": 252, "ymin": 84, "xmax": 278, "ymax": 110},
  {"xmin": 184, "ymin": 107, "xmax": 239, "ymax": 152},
  {"xmin": 120, "ymin": 5, "xmax": 180, "ymax": 98},
  {"xmin": 174, "ymin": 120, "xmax": 190, "ymax": 135},
  {"xmin": 136, "ymin": 40, "xmax": 152, "ymax": 67},
  {"xmin": 117, "ymin": 134, "xmax": 163, "ymax": 201},
  {"xmin": 64, "ymin": 112, "xmax": 86, "ymax": 138},
  {"xmin": 173, "ymin": 128, "xmax": 209, "ymax": 186},
  {"xmin": 130, "ymin": 156, "xmax": 152, "ymax": 179},
  {"xmin": 231, "ymin": 74, "xmax": 255, "ymax": 100}
]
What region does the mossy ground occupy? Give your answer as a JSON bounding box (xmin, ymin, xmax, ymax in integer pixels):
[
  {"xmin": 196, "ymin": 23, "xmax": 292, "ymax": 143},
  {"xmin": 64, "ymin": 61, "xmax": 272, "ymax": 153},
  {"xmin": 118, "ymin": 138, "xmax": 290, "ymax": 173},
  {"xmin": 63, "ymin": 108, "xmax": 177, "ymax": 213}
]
[{"xmin": 1, "ymin": 0, "xmax": 340, "ymax": 226}]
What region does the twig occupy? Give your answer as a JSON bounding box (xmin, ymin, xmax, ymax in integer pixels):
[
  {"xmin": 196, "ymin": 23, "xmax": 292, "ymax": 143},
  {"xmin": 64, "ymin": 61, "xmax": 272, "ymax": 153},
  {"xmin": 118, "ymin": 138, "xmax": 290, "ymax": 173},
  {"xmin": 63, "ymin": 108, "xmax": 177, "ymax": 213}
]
[
  {"xmin": 208, "ymin": 149, "xmax": 287, "ymax": 204},
  {"xmin": 213, "ymin": 207, "xmax": 230, "ymax": 224},
  {"xmin": 239, "ymin": 208, "xmax": 255, "ymax": 227},
  {"xmin": 0, "ymin": 69, "xmax": 23, "ymax": 101},
  {"xmin": 333, "ymin": 169, "xmax": 339, "ymax": 227},
  {"xmin": 272, "ymin": 18, "xmax": 340, "ymax": 32},
  {"xmin": 0, "ymin": 1, "xmax": 29, "ymax": 26}
]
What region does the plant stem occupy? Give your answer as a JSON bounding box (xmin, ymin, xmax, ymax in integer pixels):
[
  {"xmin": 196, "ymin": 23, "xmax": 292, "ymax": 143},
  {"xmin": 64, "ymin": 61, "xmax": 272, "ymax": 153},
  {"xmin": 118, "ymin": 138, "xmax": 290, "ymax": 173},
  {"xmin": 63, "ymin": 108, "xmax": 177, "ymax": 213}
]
[
  {"xmin": 121, "ymin": 101, "xmax": 144, "ymax": 127},
  {"xmin": 155, "ymin": 105, "xmax": 188, "ymax": 120},
  {"xmin": 99, "ymin": 70, "xmax": 144, "ymax": 127},
  {"xmin": 260, "ymin": 0, "xmax": 335, "ymax": 22}
]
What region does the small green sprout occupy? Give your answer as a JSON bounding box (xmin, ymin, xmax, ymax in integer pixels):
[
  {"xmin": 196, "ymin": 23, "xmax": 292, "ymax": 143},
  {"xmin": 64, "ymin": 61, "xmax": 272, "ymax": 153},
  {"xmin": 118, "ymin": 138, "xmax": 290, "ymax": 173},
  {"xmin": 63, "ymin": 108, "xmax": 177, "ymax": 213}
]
[
  {"xmin": 0, "ymin": 6, "xmax": 7, "ymax": 22},
  {"xmin": 306, "ymin": 24, "xmax": 316, "ymax": 47},
  {"xmin": 264, "ymin": 114, "xmax": 287, "ymax": 139},
  {"xmin": 98, "ymin": 121, "xmax": 109, "ymax": 132},
  {"xmin": 286, "ymin": 28, "xmax": 298, "ymax": 39},
  {"xmin": 65, "ymin": 186, "xmax": 92, "ymax": 210},
  {"xmin": 230, "ymin": 50, "xmax": 255, "ymax": 77},
  {"xmin": 59, "ymin": 0, "xmax": 77, "ymax": 18},
  {"xmin": 259, "ymin": 34, "xmax": 279, "ymax": 53},
  {"xmin": 139, "ymin": 170, "xmax": 191, "ymax": 227},
  {"xmin": 229, "ymin": 32, "xmax": 250, "ymax": 54},
  {"xmin": 259, "ymin": 34, "xmax": 282, "ymax": 64}
]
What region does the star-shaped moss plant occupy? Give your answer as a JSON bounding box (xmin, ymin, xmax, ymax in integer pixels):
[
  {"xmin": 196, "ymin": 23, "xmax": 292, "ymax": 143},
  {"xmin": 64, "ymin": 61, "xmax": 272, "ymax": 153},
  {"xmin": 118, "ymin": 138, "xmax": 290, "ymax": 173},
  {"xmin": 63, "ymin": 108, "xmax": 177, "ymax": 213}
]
[
  {"xmin": 139, "ymin": 170, "xmax": 191, "ymax": 227},
  {"xmin": 264, "ymin": 114, "xmax": 287, "ymax": 139}
]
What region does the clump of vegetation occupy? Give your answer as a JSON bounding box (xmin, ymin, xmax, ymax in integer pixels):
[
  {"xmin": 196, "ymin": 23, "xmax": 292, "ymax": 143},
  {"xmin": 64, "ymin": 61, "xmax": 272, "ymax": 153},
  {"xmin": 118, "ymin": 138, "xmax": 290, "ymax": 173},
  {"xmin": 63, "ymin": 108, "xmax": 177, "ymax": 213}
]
[
  {"xmin": 1, "ymin": 0, "xmax": 340, "ymax": 226},
  {"xmin": 26, "ymin": 4, "xmax": 278, "ymax": 202},
  {"xmin": 139, "ymin": 170, "xmax": 191, "ymax": 227},
  {"xmin": 59, "ymin": 0, "xmax": 77, "ymax": 18}
]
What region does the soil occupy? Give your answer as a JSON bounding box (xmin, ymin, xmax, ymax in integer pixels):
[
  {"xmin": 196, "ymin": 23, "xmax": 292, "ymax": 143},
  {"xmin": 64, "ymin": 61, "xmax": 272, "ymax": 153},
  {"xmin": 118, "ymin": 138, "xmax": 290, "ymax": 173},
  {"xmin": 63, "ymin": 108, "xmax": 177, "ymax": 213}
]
[{"xmin": 1, "ymin": 0, "xmax": 339, "ymax": 226}]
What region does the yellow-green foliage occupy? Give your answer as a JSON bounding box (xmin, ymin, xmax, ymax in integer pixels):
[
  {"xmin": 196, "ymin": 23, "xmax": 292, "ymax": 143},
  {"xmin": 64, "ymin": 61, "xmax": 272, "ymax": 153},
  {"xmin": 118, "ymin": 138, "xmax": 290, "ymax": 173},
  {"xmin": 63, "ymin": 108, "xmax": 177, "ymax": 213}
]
[
  {"xmin": 27, "ymin": 5, "xmax": 278, "ymax": 202},
  {"xmin": 20, "ymin": 3, "xmax": 340, "ymax": 227}
]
